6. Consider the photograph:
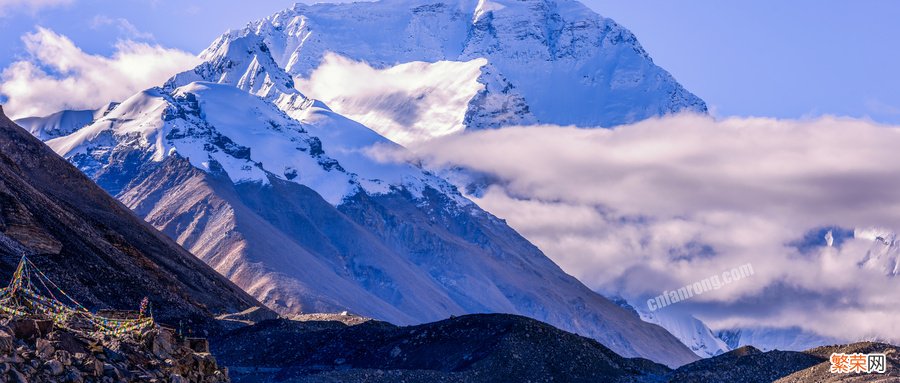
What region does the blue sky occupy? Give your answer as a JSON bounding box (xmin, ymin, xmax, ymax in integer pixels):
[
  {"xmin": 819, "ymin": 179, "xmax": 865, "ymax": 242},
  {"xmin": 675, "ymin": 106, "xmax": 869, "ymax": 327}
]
[{"xmin": 0, "ymin": 0, "xmax": 898, "ymax": 122}]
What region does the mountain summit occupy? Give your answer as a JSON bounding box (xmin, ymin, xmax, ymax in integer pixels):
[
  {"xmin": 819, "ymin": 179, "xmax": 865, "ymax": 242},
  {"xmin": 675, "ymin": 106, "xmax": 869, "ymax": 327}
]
[{"xmin": 195, "ymin": 0, "xmax": 706, "ymax": 144}]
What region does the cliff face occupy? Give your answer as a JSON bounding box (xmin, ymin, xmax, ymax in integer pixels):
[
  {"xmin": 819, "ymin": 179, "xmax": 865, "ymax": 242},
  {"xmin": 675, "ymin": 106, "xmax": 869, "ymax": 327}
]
[{"xmin": 0, "ymin": 105, "xmax": 270, "ymax": 331}]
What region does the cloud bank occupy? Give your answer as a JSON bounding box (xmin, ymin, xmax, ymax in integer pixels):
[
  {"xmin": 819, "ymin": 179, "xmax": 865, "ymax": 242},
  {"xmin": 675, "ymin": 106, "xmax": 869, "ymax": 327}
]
[
  {"xmin": 395, "ymin": 114, "xmax": 900, "ymax": 342},
  {"xmin": 0, "ymin": 28, "xmax": 199, "ymax": 119}
]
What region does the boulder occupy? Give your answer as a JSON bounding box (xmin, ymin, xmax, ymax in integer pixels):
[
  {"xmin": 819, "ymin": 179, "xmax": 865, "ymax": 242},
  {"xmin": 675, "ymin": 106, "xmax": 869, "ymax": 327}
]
[
  {"xmin": 36, "ymin": 338, "xmax": 55, "ymax": 359},
  {"xmin": 186, "ymin": 338, "xmax": 209, "ymax": 354},
  {"xmin": 9, "ymin": 319, "xmax": 40, "ymax": 340},
  {"xmin": 46, "ymin": 358, "xmax": 64, "ymax": 375},
  {"xmin": 0, "ymin": 331, "xmax": 14, "ymax": 355}
]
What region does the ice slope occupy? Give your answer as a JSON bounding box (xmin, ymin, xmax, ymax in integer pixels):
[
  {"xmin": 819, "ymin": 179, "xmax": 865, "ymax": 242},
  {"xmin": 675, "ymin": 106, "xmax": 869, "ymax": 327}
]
[
  {"xmin": 856, "ymin": 227, "xmax": 900, "ymax": 276},
  {"xmin": 203, "ymin": 0, "xmax": 706, "ymax": 144},
  {"xmin": 613, "ymin": 297, "xmax": 729, "ymax": 358},
  {"xmin": 640, "ymin": 309, "xmax": 730, "ymax": 358},
  {"xmin": 35, "ymin": 80, "xmax": 698, "ymax": 367}
]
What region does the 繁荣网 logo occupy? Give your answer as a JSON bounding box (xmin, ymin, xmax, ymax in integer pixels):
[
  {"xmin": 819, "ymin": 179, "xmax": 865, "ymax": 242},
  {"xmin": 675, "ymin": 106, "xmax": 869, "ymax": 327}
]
[{"xmin": 830, "ymin": 353, "xmax": 887, "ymax": 374}]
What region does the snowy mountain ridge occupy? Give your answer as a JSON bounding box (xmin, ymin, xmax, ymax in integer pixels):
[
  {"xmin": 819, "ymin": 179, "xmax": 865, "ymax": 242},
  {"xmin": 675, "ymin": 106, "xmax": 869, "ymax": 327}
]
[
  {"xmin": 15, "ymin": 102, "xmax": 118, "ymax": 140},
  {"xmin": 45, "ymin": 81, "xmax": 467, "ymax": 206}
]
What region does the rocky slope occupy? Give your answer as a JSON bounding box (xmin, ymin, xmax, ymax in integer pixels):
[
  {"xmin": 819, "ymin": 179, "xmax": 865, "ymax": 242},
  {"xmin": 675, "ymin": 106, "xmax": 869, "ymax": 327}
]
[{"xmin": 0, "ymin": 105, "xmax": 268, "ymax": 331}]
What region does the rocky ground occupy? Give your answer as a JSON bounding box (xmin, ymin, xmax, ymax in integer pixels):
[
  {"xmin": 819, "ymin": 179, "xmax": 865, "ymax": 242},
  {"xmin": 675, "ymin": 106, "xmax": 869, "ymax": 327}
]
[{"xmin": 0, "ymin": 314, "xmax": 229, "ymax": 383}]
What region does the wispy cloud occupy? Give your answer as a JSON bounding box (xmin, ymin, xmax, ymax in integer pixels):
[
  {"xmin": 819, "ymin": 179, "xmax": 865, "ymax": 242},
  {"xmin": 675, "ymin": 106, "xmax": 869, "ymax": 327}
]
[
  {"xmin": 389, "ymin": 114, "xmax": 900, "ymax": 343},
  {"xmin": 0, "ymin": 0, "xmax": 71, "ymax": 15},
  {"xmin": 0, "ymin": 27, "xmax": 199, "ymax": 119},
  {"xmin": 90, "ymin": 15, "xmax": 154, "ymax": 41}
]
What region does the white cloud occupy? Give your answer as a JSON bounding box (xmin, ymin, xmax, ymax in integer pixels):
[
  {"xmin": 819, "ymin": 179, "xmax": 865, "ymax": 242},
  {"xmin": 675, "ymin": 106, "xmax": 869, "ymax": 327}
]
[
  {"xmin": 394, "ymin": 114, "xmax": 900, "ymax": 343},
  {"xmin": 295, "ymin": 53, "xmax": 487, "ymax": 146},
  {"xmin": 0, "ymin": 28, "xmax": 199, "ymax": 119},
  {"xmin": 0, "ymin": 0, "xmax": 71, "ymax": 15},
  {"xmin": 91, "ymin": 15, "xmax": 154, "ymax": 40}
]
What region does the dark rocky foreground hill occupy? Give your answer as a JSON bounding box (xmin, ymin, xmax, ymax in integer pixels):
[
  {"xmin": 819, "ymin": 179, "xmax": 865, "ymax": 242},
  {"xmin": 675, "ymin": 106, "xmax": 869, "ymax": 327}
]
[
  {"xmin": 0, "ymin": 105, "xmax": 270, "ymax": 331},
  {"xmin": 213, "ymin": 313, "xmax": 672, "ymax": 383},
  {"xmin": 212, "ymin": 313, "xmax": 900, "ymax": 383}
]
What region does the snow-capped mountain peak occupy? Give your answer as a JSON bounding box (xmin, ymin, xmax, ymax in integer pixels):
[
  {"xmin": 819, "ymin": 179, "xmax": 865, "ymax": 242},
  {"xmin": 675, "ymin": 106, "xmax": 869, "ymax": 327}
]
[
  {"xmin": 168, "ymin": 33, "xmax": 305, "ymax": 105},
  {"xmin": 199, "ymin": 0, "xmax": 705, "ymax": 145}
]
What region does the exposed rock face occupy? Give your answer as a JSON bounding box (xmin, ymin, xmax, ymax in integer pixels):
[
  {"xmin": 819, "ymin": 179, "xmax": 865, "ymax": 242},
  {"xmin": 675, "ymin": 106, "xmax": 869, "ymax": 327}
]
[
  {"xmin": 0, "ymin": 315, "xmax": 229, "ymax": 383},
  {"xmin": 213, "ymin": 313, "xmax": 672, "ymax": 383},
  {"xmin": 0, "ymin": 105, "xmax": 269, "ymax": 331}
]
